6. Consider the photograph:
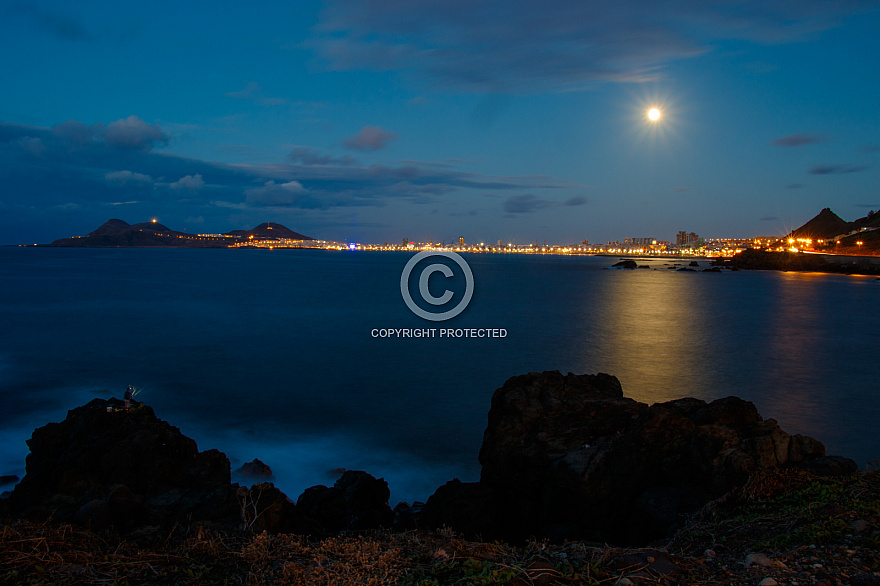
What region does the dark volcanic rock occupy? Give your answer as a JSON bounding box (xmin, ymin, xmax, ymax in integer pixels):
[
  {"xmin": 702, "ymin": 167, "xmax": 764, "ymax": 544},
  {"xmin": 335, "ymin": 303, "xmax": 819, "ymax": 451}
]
[
  {"xmin": 0, "ymin": 475, "xmax": 18, "ymax": 486},
  {"xmin": 236, "ymin": 458, "xmax": 274, "ymax": 481},
  {"xmin": 238, "ymin": 483, "xmax": 297, "ymax": 533},
  {"xmin": 295, "ymin": 471, "xmax": 393, "ymax": 536},
  {"xmin": 420, "ymin": 479, "xmax": 499, "ymax": 539},
  {"xmin": 6, "ymin": 398, "xmax": 238, "ymax": 529},
  {"xmin": 612, "ymin": 259, "xmax": 638, "ymax": 269},
  {"xmin": 477, "ymin": 371, "xmax": 855, "ymax": 544}
]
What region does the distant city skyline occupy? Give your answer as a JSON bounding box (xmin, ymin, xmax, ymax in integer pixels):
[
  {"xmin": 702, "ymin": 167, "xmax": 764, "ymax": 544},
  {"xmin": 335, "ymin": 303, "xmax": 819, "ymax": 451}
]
[{"xmin": 1, "ymin": 1, "xmax": 878, "ymax": 246}]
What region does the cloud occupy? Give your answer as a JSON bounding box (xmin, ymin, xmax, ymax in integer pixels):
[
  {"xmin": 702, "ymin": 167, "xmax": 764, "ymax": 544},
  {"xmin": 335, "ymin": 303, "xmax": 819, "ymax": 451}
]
[
  {"xmin": 809, "ymin": 164, "xmax": 869, "ymax": 175},
  {"xmin": 245, "ymin": 180, "xmax": 326, "ymax": 208},
  {"xmin": 564, "ymin": 195, "xmax": 587, "ymax": 206},
  {"xmin": 289, "ymin": 147, "xmax": 356, "ymax": 166},
  {"xmin": 342, "ymin": 125, "xmax": 397, "ymax": 151},
  {"xmin": 226, "ymin": 82, "xmax": 262, "ymax": 100},
  {"xmin": 170, "ymin": 174, "xmax": 204, "ymax": 190},
  {"xmin": 17, "ymin": 137, "xmax": 46, "ymax": 156},
  {"xmin": 103, "ymin": 116, "xmax": 169, "ymax": 150},
  {"xmin": 225, "ymin": 82, "xmax": 287, "ymax": 106},
  {"xmin": 771, "ymin": 133, "xmax": 828, "ymax": 147},
  {"xmin": 52, "ymin": 120, "xmax": 97, "ymax": 144},
  {"xmin": 310, "ymin": 0, "xmax": 878, "ymax": 92},
  {"xmin": 105, "ymin": 170, "xmax": 152, "ymax": 185},
  {"xmin": 861, "ymin": 144, "xmax": 880, "ymax": 153},
  {"xmin": 503, "ymin": 194, "xmax": 552, "ymax": 214},
  {"xmin": 0, "ymin": 118, "xmax": 573, "ymax": 229},
  {"xmin": 5, "ymin": 2, "xmax": 91, "ymax": 41},
  {"xmin": 672, "ymin": 187, "xmax": 692, "ymax": 193},
  {"xmin": 786, "ymin": 183, "xmax": 804, "ymax": 189}
]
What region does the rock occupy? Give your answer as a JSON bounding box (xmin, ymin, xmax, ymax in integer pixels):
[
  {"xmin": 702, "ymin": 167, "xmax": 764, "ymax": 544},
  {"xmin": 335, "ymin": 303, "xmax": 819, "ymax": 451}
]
[
  {"xmin": 236, "ymin": 459, "xmax": 274, "ymax": 480},
  {"xmin": 610, "ymin": 550, "xmax": 683, "ymax": 576},
  {"xmin": 612, "ymin": 259, "xmax": 638, "ymax": 269},
  {"xmin": 793, "ymin": 455, "xmax": 858, "ymax": 476},
  {"xmin": 334, "ymin": 470, "xmax": 394, "ymax": 531},
  {"xmin": 296, "ymin": 485, "xmax": 346, "ymax": 536},
  {"xmin": 74, "ymin": 499, "xmax": 112, "ymax": 532},
  {"xmin": 237, "ymin": 483, "xmax": 296, "ymax": 533},
  {"xmin": 758, "ymin": 578, "xmax": 778, "ymax": 586},
  {"xmin": 615, "ymin": 579, "xmax": 634, "ymax": 586},
  {"xmin": 5, "ymin": 398, "xmax": 238, "ymax": 529},
  {"xmin": 0, "ymin": 475, "xmax": 19, "ymax": 486},
  {"xmin": 295, "ymin": 470, "xmax": 393, "ymax": 536},
  {"xmin": 850, "ymin": 519, "xmax": 869, "ymax": 533},
  {"xmin": 745, "ymin": 552, "xmax": 774, "ymax": 567},
  {"xmin": 477, "ymin": 371, "xmax": 839, "ymax": 544},
  {"xmin": 689, "ymin": 261, "xmax": 699, "ymax": 266},
  {"xmin": 421, "ymin": 479, "xmax": 499, "ymax": 539},
  {"xmin": 392, "ymin": 501, "xmax": 424, "ymax": 531}
]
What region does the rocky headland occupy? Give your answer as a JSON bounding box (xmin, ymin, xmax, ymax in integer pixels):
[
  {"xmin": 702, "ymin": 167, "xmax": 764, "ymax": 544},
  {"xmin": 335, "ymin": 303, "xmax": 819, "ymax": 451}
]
[{"xmin": 1, "ymin": 372, "xmax": 876, "ymax": 585}]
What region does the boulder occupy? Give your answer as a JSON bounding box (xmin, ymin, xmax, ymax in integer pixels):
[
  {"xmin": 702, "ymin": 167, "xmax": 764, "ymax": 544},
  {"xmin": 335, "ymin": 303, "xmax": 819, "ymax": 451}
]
[
  {"xmin": 612, "ymin": 260, "xmax": 638, "ymax": 269},
  {"xmin": 478, "ymin": 371, "xmax": 855, "ymax": 544},
  {"xmin": 5, "ymin": 398, "xmax": 238, "ymax": 529},
  {"xmin": 420, "ymin": 479, "xmax": 499, "ymax": 540},
  {"xmin": 236, "ymin": 458, "xmax": 274, "ymax": 481},
  {"xmin": 295, "ymin": 471, "xmax": 393, "ymax": 536},
  {"xmin": 237, "ymin": 483, "xmax": 297, "ymax": 533}
]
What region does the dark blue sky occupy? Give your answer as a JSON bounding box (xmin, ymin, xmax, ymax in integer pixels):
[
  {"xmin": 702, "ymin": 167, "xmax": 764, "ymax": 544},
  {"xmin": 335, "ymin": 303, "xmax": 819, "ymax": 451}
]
[{"xmin": 1, "ymin": 0, "xmax": 878, "ymax": 245}]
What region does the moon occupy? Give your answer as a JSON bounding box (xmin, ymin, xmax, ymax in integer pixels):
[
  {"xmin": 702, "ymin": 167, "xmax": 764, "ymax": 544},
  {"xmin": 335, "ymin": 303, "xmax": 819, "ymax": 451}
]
[{"xmin": 648, "ymin": 108, "xmax": 661, "ymax": 121}]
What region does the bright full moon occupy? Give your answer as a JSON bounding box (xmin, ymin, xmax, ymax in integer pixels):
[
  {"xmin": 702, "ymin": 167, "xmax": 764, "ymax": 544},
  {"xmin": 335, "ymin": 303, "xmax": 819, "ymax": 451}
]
[{"xmin": 648, "ymin": 108, "xmax": 661, "ymax": 121}]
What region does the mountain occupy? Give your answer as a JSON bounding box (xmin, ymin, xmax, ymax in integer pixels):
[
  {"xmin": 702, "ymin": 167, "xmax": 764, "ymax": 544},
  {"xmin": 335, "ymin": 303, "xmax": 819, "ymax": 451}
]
[
  {"xmin": 790, "ymin": 208, "xmax": 880, "ymax": 253},
  {"xmin": 225, "ymin": 222, "xmax": 313, "ymax": 241},
  {"xmin": 48, "ymin": 220, "xmax": 312, "ymax": 247},
  {"xmin": 790, "ymin": 208, "xmax": 851, "ymax": 240}
]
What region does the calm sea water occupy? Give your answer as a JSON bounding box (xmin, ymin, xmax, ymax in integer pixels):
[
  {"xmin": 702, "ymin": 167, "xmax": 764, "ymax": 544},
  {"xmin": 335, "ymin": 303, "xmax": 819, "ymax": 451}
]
[{"xmin": 1, "ymin": 248, "xmax": 878, "ymax": 504}]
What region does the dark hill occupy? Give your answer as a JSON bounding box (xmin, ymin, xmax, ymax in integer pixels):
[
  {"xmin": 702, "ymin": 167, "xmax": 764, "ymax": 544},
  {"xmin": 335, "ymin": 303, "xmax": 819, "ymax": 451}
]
[
  {"xmin": 49, "ymin": 219, "xmax": 231, "ymax": 248},
  {"xmin": 790, "ymin": 207, "xmax": 851, "ymax": 240},
  {"xmin": 226, "ymin": 222, "xmax": 313, "ymax": 241},
  {"xmin": 47, "ymin": 219, "xmax": 314, "ymax": 247}
]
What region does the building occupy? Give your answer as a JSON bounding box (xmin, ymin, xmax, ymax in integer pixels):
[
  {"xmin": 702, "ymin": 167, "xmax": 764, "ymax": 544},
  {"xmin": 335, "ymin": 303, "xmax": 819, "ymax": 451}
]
[{"xmin": 676, "ymin": 231, "xmax": 701, "ymax": 247}]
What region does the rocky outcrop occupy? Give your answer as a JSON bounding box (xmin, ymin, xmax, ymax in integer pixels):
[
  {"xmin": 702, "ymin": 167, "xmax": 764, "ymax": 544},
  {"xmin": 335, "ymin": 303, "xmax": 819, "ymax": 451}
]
[
  {"xmin": 295, "ymin": 470, "xmax": 394, "ymax": 536},
  {"xmin": 473, "ymin": 371, "xmax": 855, "ymax": 544},
  {"xmin": 5, "ymin": 398, "xmax": 239, "ymax": 530},
  {"xmin": 236, "ymin": 458, "xmax": 274, "ymax": 481},
  {"xmin": 1, "ymin": 378, "xmax": 858, "ymax": 546}
]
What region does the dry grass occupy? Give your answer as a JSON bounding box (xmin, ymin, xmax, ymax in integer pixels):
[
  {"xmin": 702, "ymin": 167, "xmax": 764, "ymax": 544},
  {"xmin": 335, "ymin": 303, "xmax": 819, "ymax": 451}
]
[{"xmin": 2, "ymin": 469, "xmax": 878, "ymax": 585}]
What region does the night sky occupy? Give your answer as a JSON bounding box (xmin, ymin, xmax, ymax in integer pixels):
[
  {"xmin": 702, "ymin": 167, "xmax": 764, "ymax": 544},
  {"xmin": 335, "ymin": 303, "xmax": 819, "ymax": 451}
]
[{"xmin": 1, "ymin": 1, "xmax": 878, "ymax": 246}]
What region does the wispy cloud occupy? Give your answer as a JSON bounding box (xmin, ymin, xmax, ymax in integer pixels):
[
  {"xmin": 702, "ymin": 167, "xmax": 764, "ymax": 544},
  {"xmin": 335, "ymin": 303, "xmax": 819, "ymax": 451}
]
[
  {"xmin": 809, "ymin": 164, "xmax": 869, "ymax": 175},
  {"xmin": 772, "ymin": 133, "xmax": 828, "ymax": 147},
  {"xmin": 503, "ymin": 194, "xmax": 552, "ymax": 214},
  {"xmin": 563, "ymin": 195, "xmax": 588, "ymax": 206},
  {"xmin": 0, "ymin": 118, "xmax": 572, "ymax": 217},
  {"xmin": 170, "ymin": 174, "xmax": 204, "ymax": 190},
  {"xmin": 5, "ymin": 2, "xmax": 91, "ymax": 41},
  {"xmin": 225, "ymin": 82, "xmax": 287, "ymax": 106},
  {"xmin": 289, "ymin": 147, "xmax": 356, "ymax": 166},
  {"xmin": 342, "ymin": 126, "xmax": 398, "ymax": 152},
  {"xmin": 310, "ymin": 0, "xmax": 879, "ymax": 92}
]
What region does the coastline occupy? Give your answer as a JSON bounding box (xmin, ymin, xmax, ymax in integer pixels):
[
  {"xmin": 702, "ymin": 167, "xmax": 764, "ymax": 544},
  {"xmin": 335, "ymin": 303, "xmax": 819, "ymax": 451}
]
[{"xmin": 0, "ymin": 373, "xmax": 877, "ymax": 585}]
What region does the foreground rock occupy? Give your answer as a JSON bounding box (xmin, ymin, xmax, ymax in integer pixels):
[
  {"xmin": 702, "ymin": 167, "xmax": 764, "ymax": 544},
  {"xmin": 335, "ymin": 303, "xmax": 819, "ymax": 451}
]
[
  {"xmin": 4, "ymin": 398, "xmax": 239, "ymax": 530},
  {"xmin": 432, "ymin": 371, "xmax": 856, "ymax": 545},
  {"xmin": 0, "ymin": 398, "xmax": 395, "ymax": 537}
]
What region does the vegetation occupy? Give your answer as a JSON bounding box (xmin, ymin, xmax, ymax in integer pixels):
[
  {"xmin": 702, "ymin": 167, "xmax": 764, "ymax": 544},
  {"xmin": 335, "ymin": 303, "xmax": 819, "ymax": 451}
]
[{"xmin": 2, "ymin": 468, "xmax": 878, "ymax": 585}]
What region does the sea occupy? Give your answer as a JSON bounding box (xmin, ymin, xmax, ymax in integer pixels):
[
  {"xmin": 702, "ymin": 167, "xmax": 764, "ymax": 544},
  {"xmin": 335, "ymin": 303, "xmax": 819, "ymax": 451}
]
[{"xmin": 1, "ymin": 247, "xmax": 878, "ymax": 505}]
